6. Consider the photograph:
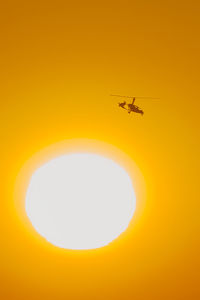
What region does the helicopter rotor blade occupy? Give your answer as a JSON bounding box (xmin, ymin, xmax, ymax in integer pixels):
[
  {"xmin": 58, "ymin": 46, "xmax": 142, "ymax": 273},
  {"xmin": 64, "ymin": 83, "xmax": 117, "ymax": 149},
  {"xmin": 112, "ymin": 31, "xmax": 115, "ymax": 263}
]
[
  {"xmin": 110, "ymin": 94, "xmax": 134, "ymax": 98},
  {"xmin": 110, "ymin": 94, "xmax": 159, "ymax": 99},
  {"xmin": 135, "ymin": 97, "xmax": 160, "ymax": 99}
]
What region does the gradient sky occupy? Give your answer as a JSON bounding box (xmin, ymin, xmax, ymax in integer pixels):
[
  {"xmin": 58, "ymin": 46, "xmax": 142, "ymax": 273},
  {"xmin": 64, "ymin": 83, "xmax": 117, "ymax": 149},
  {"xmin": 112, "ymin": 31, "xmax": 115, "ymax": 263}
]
[{"xmin": 0, "ymin": 1, "xmax": 200, "ymax": 299}]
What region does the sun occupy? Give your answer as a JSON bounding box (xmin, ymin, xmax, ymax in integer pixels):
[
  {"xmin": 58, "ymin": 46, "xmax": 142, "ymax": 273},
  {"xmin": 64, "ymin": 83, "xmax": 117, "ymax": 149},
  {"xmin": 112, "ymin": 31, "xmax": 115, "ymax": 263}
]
[{"xmin": 25, "ymin": 153, "xmax": 136, "ymax": 250}]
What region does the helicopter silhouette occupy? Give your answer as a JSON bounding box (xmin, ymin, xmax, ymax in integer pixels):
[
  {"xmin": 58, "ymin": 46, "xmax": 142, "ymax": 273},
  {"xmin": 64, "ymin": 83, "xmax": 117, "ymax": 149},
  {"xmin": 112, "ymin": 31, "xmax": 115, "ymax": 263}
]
[{"xmin": 111, "ymin": 95, "xmax": 159, "ymax": 115}]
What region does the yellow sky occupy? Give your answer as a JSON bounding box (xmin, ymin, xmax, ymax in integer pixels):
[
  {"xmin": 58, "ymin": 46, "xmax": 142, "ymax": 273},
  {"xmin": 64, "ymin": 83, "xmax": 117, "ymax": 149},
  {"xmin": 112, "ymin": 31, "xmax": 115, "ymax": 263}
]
[{"xmin": 0, "ymin": 0, "xmax": 200, "ymax": 299}]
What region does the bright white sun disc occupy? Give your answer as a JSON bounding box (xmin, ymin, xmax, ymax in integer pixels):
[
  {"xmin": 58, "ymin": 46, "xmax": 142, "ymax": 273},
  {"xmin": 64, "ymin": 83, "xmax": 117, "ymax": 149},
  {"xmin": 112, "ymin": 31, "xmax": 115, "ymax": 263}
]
[{"xmin": 26, "ymin": 153, "xmax": 136, "ymax": 249}]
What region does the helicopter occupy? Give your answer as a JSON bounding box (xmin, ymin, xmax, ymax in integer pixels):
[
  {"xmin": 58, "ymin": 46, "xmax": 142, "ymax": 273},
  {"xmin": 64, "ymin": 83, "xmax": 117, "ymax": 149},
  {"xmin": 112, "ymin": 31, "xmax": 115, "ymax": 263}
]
[{"xmin": 111, "ymin": 94, "xmax": 159, "ymax": 115}]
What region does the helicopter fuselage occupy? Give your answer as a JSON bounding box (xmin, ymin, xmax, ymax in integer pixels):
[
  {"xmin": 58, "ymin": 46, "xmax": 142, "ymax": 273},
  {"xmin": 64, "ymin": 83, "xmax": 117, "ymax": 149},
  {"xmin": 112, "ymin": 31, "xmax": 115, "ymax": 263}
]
[{"xmin": 127, "ymin": 104, "xmax": 144, "ymax": 115}]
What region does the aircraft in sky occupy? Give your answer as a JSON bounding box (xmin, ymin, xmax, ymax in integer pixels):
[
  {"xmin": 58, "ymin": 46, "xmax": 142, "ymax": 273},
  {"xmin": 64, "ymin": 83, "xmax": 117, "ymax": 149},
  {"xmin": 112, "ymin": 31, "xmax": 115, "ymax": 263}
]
[{"xmin": 110, "ymin": 94, "xmax": 159, "ymax": 115}]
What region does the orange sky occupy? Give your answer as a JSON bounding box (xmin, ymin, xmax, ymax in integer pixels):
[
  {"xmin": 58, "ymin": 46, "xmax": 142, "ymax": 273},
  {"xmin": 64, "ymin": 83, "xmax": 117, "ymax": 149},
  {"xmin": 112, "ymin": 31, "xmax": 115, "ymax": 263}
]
[{"xmin": 0, "ymin": 1, "xmax": 200, "ymax": 299}]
